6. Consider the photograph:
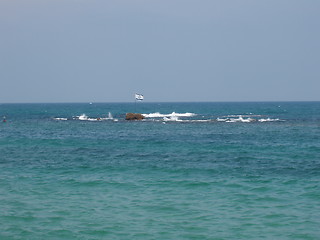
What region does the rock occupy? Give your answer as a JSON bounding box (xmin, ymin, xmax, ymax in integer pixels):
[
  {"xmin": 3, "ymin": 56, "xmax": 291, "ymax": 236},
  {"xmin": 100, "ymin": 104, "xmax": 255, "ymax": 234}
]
[{"xmin": 125, "ymin": 113, "xmax": 145, "ymax": 121}]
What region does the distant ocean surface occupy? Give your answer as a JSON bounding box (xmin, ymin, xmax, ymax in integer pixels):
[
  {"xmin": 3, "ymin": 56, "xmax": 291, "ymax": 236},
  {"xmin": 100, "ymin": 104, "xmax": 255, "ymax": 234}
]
[{"xmin": 0, "ymin": 102, "xmax": 319, "ymax": 239}]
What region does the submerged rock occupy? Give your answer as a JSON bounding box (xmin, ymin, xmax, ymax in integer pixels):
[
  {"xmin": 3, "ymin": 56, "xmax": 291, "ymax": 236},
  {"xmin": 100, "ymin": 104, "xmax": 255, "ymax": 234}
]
[{"xmin": 125, "ymin": 113, "xmax": 145, "ymax": 121}]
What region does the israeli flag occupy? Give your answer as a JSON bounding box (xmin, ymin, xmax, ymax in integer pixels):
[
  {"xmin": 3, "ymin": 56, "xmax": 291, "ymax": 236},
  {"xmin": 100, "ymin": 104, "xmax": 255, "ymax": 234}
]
[{"xmin": 135, "ymin": 93, "xmax": 144, "ymax": 101}]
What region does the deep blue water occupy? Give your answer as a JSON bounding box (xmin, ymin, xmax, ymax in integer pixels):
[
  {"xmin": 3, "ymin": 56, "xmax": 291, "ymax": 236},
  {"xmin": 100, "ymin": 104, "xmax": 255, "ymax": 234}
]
[{"xmin": 0, "ymin": 102, "xmax": 319, "ymax": 239}]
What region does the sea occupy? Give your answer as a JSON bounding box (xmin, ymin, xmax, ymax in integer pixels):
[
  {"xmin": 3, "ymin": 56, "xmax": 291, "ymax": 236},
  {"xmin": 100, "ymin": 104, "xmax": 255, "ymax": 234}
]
[{"xmin": 0, "ymin": 102, "xmax": 319, "ymax": 240}]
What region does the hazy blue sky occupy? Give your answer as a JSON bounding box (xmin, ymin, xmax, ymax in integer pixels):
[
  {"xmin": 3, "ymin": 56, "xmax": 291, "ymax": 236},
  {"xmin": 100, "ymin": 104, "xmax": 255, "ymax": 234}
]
[{"xmin": 0, "ymin": 0, "xmax": 319, "ymax": 103}]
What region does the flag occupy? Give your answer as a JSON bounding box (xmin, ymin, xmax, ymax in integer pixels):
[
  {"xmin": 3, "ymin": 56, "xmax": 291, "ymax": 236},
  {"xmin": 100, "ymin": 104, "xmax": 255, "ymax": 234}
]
[{"xmin": 135, "ymin": 93, "xmax": 144, "ymax": 101}]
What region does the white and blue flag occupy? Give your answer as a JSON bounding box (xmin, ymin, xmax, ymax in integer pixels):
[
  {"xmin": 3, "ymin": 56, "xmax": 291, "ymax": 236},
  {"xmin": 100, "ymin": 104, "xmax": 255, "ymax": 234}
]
[{"xmin": 135, "ymin": 93, "xmax": 144, "ymax": 101}]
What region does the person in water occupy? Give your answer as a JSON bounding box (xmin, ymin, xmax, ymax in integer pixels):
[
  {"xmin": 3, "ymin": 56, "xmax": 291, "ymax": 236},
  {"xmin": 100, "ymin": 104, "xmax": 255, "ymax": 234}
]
[{"xmin": 3, "ymin": 116, "xmax": 6, "ymax": 122}]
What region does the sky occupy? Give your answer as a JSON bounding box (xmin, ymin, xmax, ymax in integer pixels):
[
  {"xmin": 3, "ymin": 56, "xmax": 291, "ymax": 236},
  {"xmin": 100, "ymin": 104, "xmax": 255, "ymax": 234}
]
[{"xmin": 0, "ymin": 0, "xmax": 319, "ymax": 103}]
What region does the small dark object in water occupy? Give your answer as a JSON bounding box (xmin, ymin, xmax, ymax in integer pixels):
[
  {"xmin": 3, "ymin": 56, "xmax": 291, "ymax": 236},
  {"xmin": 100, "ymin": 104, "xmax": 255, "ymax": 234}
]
[{"xmin": 125, "ymin": 113, "xmax": 145, "ymax": 121}]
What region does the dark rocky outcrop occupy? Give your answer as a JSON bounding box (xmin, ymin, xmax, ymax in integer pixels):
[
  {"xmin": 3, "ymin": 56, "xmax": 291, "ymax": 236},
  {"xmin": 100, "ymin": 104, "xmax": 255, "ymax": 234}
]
[{"xmin": 125, "ymin": 113, "xmax": 145, "ymax": 121}]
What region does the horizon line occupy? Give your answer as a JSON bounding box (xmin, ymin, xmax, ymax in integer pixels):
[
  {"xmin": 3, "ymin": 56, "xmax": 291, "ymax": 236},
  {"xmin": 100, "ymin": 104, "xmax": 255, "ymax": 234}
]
[{"xmin": 1, "ymin": 100, "xmax": 319, "ymax": 104}]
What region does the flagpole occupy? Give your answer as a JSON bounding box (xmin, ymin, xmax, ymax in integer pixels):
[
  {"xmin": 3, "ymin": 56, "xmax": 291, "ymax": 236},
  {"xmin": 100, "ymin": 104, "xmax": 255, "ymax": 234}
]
[
  {"xmin": 134, "ymin": 93, "xmax": 143, "ymax": 113},
  {"xmin": 135, "ymin": 97, "xmax": 137, "ymax": 113}
]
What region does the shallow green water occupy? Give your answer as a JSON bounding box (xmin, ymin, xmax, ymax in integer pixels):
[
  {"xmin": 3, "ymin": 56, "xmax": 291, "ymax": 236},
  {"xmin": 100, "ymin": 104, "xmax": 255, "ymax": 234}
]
[{"xmin": 0, "ymin": 102, "xmax": 319, "ymax": 239}]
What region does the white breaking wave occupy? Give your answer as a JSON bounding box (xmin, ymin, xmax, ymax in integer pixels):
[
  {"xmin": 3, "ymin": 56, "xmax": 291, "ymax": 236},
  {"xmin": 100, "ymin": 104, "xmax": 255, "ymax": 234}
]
[
  {"xmin": 54, "ymin": 112, "xmax": 283, "ymax": 124},
  {"xmin": 161, "ymin": 116, "xmax": 212, "ymax": 123},
  {"xmin": 100, "ymin": 112, "xmax": 114, "ymax": 120},
  {"xmin": 258, "ymin": 118, "xmax": 282, "ymax": 122},
  {"xmin": 224, "ymin": 114, "xmax": 262, "ymax": 118},
  {"xmin": 74, "ymin": 113, "xmax": 116, "ymax": 121},
  {"xmin": 53, "ymin": 117, "xmax": 68, "ymax": 121},
  {"xmin": 78, "ymin": 114, "xmax": 88, "ymax": 121},
  {"xmin": 143, "ymin": 112, "xmax": 196, "ymax": 118},
  {"xmin": 217, "ymin": 115, "xmax": 284, "ymax": 123},
  {"xmin": 163, "ymin": 116, "xmax": 182, "ymax": 122},
  {"xmin": 217, "ymin": 118, "xmax": 229, "ymax": 122},
  {"xmin": 144, "ymin": 112, "xmax": 282, "ymax": 123},
  {"xmin": 217, "ymin": 116, "xmax": 255, "ymax": 123}
]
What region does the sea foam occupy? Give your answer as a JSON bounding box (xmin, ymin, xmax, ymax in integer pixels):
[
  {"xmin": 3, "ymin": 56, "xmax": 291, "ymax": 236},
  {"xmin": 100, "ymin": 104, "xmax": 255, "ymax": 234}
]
[{"xmin": 143, "ymin": 112, "xmax": 196, "ymax": 118}]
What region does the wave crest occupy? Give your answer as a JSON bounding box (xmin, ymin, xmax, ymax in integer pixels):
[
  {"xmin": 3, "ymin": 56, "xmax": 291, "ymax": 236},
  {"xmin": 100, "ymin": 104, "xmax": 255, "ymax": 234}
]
[{"xmin": 143, "ymin": 112, "xmax": 196, "ymax": 118}]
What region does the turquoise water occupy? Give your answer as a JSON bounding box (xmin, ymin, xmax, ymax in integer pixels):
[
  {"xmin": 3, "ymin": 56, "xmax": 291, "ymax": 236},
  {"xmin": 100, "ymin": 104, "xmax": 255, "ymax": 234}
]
[{"xmin": 0, "ymin": 102, "xmax": 319, "ymax": 239}]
